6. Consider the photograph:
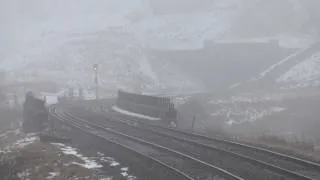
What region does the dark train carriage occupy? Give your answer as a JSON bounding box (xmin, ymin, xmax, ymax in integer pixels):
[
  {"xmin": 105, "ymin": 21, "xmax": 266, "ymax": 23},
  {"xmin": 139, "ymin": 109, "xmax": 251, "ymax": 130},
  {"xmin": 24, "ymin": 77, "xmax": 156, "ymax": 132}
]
[
  {"xmin": 118, "ymin": 90, "xmax": 161, "ymax": 108},
  {"xmin": 23, "ymin": 92, "xmax": 48, "ymax": 133},
  {"xmin": 116, "ymin": 90, "xmax": 177, "ymax": 125}
]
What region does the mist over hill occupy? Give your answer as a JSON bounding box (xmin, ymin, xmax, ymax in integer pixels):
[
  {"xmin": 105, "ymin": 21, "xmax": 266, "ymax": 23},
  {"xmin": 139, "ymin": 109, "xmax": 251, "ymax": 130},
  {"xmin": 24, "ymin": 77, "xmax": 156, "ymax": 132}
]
[{"xmin": 1, "ymin": 0, "xmax": 320, "ymax": 94}]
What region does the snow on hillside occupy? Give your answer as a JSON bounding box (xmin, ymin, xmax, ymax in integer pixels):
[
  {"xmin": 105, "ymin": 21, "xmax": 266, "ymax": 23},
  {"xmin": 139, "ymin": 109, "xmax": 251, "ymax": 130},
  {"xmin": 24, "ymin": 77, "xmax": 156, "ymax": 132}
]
[
  {"xmin": 277, "ymin": 52, "xmax": 320, "ymax": 88},
  {"xmin": 240, "ymin": 38, "xmax": 316, "ymax": 89},
  {"xmin": 257, "ymin": 48, "xmax": 305, "ymax": 80},
  {"xmin": 131, "ymin": 11, "xmax": 235, "ymax": 49}
]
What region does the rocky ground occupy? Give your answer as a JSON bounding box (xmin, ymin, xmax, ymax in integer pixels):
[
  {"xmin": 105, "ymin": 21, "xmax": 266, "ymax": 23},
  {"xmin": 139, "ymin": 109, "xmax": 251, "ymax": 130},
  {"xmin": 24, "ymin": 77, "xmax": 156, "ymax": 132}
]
[
  {"xmin": 0, "ymin": 107, "xmax": 136, "ymax": 180},
  {"xmin": 3, "ymin": 94, "xmax": 320, "ymax": 180}
]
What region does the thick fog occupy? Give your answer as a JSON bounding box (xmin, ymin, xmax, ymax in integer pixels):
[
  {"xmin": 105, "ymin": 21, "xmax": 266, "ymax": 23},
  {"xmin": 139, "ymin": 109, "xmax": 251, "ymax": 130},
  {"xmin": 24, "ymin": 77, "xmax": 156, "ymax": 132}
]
[
  {"xmin": 3, "ymin": 2, "xmax": 320, "ymax": 179},
  {"xmin": 1, "ymin": 0, "xmax": 320, "ymax": 95}
]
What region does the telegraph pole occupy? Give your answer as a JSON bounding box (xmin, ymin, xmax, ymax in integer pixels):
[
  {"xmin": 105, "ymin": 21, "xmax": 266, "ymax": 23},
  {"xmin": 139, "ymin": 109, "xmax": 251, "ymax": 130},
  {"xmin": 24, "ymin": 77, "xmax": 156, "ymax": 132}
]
[{"xmin": 93, "ymin": 64, "xmax": 99, "ymax": 100}]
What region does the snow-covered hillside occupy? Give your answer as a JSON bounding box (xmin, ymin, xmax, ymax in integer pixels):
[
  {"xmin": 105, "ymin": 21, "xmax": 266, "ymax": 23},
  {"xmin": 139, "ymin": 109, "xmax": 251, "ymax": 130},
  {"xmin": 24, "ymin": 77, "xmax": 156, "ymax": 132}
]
[
  {"xmin": 277, "ymin": 51, "xmax": 320, "ymax": 88},
  {"xmin": 238, "ymin": 42, "xmax": 320, "ymax": 91},
  {"xmin": 279, "ymin": 52, "xmax": 320, "ymax": 82}
]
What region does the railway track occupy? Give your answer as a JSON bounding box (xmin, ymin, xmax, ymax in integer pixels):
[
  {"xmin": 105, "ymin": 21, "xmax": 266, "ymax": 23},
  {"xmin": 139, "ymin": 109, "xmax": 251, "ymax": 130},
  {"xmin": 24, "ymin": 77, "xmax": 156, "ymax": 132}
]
[
  {"xmin": 50, "ymin": 106, "xmax": 243, "ymax": 180},
  {"xmin": 67, "ymin": 106, "xmax": 320, "ymax": 180}
]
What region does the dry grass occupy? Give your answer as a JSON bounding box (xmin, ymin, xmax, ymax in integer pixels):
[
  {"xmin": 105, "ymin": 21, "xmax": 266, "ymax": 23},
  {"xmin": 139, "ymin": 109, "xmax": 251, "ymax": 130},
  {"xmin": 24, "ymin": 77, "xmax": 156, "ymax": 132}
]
[
  {"xmin": 0, "ymin": 141, "xmax": 110, "ymax": 180},
  {"xmin": 0, "ymin": 108, "xmax": 22, "ymax": 132},
  {"xmin": 257, "ymin": 134, "xmax": 314, "ymax": 151}
]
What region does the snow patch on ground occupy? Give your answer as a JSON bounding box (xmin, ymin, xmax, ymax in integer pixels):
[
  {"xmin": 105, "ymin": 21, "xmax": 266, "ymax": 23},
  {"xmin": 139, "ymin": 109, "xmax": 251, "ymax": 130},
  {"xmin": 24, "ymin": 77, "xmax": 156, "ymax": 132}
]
[
  {"xmin": 1, "ymin": 134, "xmax": 38, "ymax": 153},
  {"xmin": 97, "ymin": 152, "xmax": 136, "ymax": 180},
  {"xmin": 208, "ymin": 93, "xmax": 291, "ymax": 125},
  {"xmin": 112, "ymin": 106, "xmax": 161, "ymax": 121},
  {"xmin": 121, "ymin": 167, "xmax": 129, "ymax": 171},
  {"xmin": 51, "ymin": 143, "xmax": 136, "ymax": 179},
  {"xmin": 17, "ymin": 169, "xmax": 31, "ymax": 179},
  {"xmin": 0, "ymin": 129, "xmax": 20, "ymax": 139},
  {"xmin": 14, "ymin": 136, "xmax": 38, "ymax": 148},
  {"xmin": 52, "ymin": 143, "xmax": 103, "ymax": 169},
  {"xmin": 211, "ymin": 106, "xmax": 286, "ymax": 125},
  {"xmin": 209, "ymin": 93, "xmax": 289, "ymax": 104},
  {"xmin": 172, "ymin": 96, "xmax": 192, "ymax": 106},
  {"xmin": 121, "ymin": 171, "xmax": 129, "ymax": 177},
  {"xmin": 47, "ymin": 172, "xmax": 60, "ymax": 180}
]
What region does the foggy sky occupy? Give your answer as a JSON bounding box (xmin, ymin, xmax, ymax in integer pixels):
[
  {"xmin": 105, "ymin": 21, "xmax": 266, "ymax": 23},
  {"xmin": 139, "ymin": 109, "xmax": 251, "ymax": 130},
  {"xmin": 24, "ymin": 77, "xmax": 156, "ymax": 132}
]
[{"xmin": 1, "ymin": 0, "xmax": 320, "ymax": 66}]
